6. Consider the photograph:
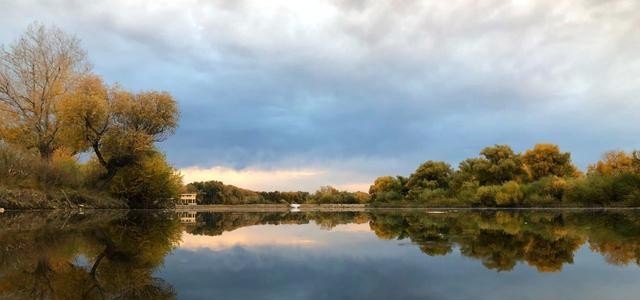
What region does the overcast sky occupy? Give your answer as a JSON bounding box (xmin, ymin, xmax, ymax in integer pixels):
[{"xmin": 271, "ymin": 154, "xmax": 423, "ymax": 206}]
[{"xmin": 2, "ymin": 0, "xmax": 639, "ymax": 191}]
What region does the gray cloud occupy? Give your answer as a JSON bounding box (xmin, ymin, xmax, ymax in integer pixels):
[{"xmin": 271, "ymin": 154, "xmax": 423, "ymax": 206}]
[{"xmin": 1, "ymin": 0, "xmax": 639, "ymax": 189}]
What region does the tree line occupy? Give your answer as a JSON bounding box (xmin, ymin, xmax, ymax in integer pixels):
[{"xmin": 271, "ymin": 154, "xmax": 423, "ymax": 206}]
[
  {"xmin": 187, "ymin": 144, "xmax": 640, "ymax": 207},
  {"xmin": 369, "ymin": 144, "xmax": 640, "ymax": 207},
  {"xmin": 185, "ymin": 180, "xmax": 370, "ymax": 205},
  {"xmin": 0, "ymin": 23, "xmax": 181, "ymax": 208}
]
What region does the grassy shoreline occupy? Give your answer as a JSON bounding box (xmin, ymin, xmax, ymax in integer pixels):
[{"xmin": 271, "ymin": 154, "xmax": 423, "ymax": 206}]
[
  {"xmin": 174, "ymin": 204, "xmax": 640, "ymax": 211},
  {"xmin": 3, "ymin": 186, "xmax": 640, "ymax": 211},
  {"xmin": 174, "ymin": 203, "xmax": 367, "ymax": 212},
  {"xmin": 4, "ymin": 206, "xmax": 640, "ymax": 212},
  {"xmin": 0, "ymin": 186, "xmax": 127, "ymax": 210}
]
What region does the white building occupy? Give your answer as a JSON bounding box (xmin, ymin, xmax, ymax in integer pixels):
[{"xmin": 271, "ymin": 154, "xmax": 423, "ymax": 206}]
[
  {"xmin": 178, "ymin": 211, "xmax": 197, "ymax": 223},
  {"xmin": 178, "ymin": 193, "xmax": 198, "ymax": 205}
]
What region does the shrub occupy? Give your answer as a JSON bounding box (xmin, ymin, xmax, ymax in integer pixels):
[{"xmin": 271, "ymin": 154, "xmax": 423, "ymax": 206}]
[
  {"xmin": 109, "ymin": 151, "xmax": 182, "ymax": 208},
  {"xmin": 610, "ymin": 173, "xmax": 640, "ymax": 202},
  {"xmin": 0, "ymin": 143, "xmax": 36, "ymax": 186},
  {"xmin": 495, "ymin": 181, "xmax": 524, "ymax": 206},
  {"xmin": 413, "ymin": 188, "xmax": 450, "ymax": 203},
  {"xmin": 0, "ymin": 143, "xmax": 85, "ymax": 189},
  {"xmin": 564, "ymin": 175, "xmax": 610, "ymax": 205},
  {"xmin": 80, "ymin": 158, "xmax": 108, "ymax": 187},
  {"xmin": 563, "ymin": 173, "xmax": 640, "ymax": 206},
  {"xmin": 455, "ymin": 181, "xmax": 480, "ymax": 204},
  {"xmin": 474, "ymin": 185, "xmax": 500, "ymax": 206},
  {"xmin": 523, "ymin": 176, "xmax": 567, "ymax": 205},
  {"xmin": 623, "ymin": 190, "xmax": 640, "ymax": 206},
  {"xmin": 375, "ymin": 190, "xmax": 404, "ymax": 202},
  {"xmin": 33, "ymin": 151, "xmax": 83, "ymax": 188},
  {"xmin": 526, "ymin": 193, "xmax": 558, "ymax": 206}
]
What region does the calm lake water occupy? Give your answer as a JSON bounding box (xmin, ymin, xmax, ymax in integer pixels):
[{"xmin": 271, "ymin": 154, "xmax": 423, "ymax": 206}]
[{"xmin": 2, "ymin": 210, "xmax": 640, "ymax": 299}]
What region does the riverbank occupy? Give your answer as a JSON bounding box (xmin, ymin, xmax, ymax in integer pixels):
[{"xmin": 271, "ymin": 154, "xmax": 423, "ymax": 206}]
[
  {"xmin": 0, "ymin": 186, "xmax": 127, "ymax": 209},
  {"xmin": 367, "ymin": 201, "xmax": 637, "ymax": 209},
  {"xmin": 172, "ymin": 203, "xmax": 640, "ymax": 213},
  {"xmin": 174, "ymin": 203, "xmax": 367, "ymax": 212},
  {"xmin": 3, "ymin": 190, "xmax": 640, "ymax": 211}
]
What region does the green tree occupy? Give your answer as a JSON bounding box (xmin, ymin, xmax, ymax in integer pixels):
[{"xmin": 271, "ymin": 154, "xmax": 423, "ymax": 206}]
[
  {"xmin": 479, "ymin": 145, "xmax": 526, "ymax": 184},
  {"xmin": 311, "ymin": 186, "xmax": 341, "ymax": 204},
  {"xmin": 309, "ymin": 186, "xmax": 366, "ymax": 204},
  {"xmin": 455, "ymin": 145, "xmax": 525, "ymax": 187},
  {"xmin": 406, "ymin": 160, "xmax": 453, "ymax": 190},
  {"xmin": 187, "ymin": 180, "xmax": 263, "ymax": 204},
  {"xmin": 369, "ymin": 176, "xmax": 405, "ymax": 202},
  {"xmin": 108, "ymin": 151, "xmax": 182, "ymax": 208}
]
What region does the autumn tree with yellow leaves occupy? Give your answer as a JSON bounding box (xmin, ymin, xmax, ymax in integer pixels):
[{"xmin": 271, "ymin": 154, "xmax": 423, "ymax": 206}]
[
  {"xmin": 522, "ymin": 144, "xmax": 579, "ymax": 180},
  {"xmin": 0, "ymin": 23, "xmax": 181, "ymax": 208},
  {"xmin": 59, "ymin": 75, "xmax": 179, "ymax": 184},
  {"xmin": 0, "ymin": 23, "xmax": 89, "ymax": 160},
  {"xmin": 588, "ymin": 150, "xmax": 640, "ymax": 176}
]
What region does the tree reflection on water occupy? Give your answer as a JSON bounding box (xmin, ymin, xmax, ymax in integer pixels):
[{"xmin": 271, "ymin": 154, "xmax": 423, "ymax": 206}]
[
  {"xmin": 2, "ymin": 209, "xmax": 640, "ymax": 299},
  {"xmin": 0, "ymin": 211, "xmax": 181, "ymax": 299}
]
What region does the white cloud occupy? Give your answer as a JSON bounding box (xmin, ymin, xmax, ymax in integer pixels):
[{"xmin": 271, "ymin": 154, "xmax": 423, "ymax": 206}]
[{"xmin": 179, "ymin": 165, "xmax": 372, "ymax": 192}]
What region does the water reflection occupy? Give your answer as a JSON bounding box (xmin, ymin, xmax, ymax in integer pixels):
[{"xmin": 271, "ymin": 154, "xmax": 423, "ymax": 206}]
[
  {"xmin": 3, "ymin": 210, "xmax": 640, "ymax": 299},
  {"xmin": 0, "ymin": 211, "xmax": 181, "ymax": 299}
]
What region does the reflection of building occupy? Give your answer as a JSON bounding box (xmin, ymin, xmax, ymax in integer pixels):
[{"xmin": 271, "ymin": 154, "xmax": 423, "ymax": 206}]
[
  {"xmin": 178, "ymin": 193, "xmax": 198, "ymax": 205},
  {"xmin": 178, "ymin": 211, "xmax": 197, "ymax": 223}
]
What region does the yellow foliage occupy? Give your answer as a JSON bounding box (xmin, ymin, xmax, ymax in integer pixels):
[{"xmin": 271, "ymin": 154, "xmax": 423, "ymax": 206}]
[
  {"xmin": 522, "ymin": 144, "xmax": 578, "ymax": 180},
  {"xmin": 0, "ymin": 23, "xmax": 89, "ymax": 159},
  {"xmin": 588, "ymin": 150, "xmax": 637, "ymax": 176},
  {"xmin": 495, "ymin": 181, "xmax": 524, "ymax": 206},
  {"xmin": 59, "ymin": 75, "xmax": 110, "ymax": 152}
]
